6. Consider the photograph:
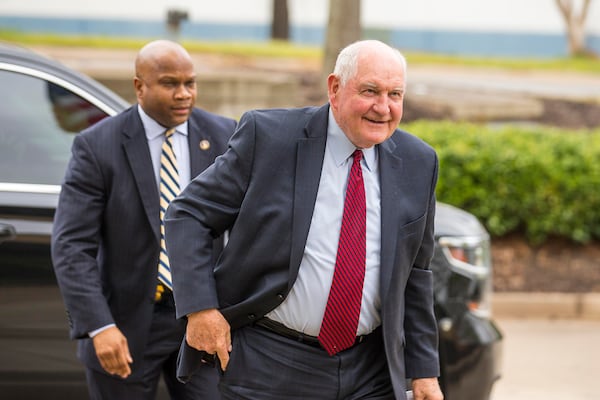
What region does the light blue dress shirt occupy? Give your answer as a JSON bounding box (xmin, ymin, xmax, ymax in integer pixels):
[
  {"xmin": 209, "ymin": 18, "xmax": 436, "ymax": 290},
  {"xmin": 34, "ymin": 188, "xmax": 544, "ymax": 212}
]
[
  {"xmin": 138, "ymin": 105, "xmax": 191, "ymax": 190},
  {"xmin": 267, "ymin": 109, "xmax": 382, "ymax": 337}
]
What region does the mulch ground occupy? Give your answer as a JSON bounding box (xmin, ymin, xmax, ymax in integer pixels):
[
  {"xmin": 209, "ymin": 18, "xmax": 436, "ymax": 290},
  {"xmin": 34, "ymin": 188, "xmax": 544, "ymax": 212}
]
[
  {"xmin": 533, "ymin": 98, "xmax": 600, "ymax": 130},
  {"xmin": 402, "ymin": 96, "xmax": 600, "ymax": 130},
  {"xmin": 492, "ymin": 235, "xmax": 600, "ymax": 293}
]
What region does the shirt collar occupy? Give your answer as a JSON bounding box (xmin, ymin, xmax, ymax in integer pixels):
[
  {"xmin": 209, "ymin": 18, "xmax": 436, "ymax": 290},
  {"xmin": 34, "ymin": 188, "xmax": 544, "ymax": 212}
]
[
  {"xmin": 138, "ymin": 104, "xmax": 189, "ymax": 140},
  {"xmin": 327, "ymin": 108, "xmax": 376, "ymax": 171}
]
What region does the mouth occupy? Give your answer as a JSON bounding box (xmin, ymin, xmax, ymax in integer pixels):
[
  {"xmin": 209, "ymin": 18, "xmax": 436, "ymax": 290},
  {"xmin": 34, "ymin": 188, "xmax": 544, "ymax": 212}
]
[
  {"xmin": 172, "ymin": 106, "xmax": 191, "ymax": 115},
  {"xmin": 364, "ymin": 117, "xmax": 389, "ymax": 125}
]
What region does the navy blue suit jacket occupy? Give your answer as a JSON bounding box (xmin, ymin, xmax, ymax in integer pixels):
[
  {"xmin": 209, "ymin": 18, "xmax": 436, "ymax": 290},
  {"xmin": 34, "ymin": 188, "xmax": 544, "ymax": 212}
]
[
  {"xmin": 165, "ymin": 104, "xmax": 439, "ymax": 398},
  {"xmin": 51, "ymin": 105, "xmax": 236, "ymax": 379}
]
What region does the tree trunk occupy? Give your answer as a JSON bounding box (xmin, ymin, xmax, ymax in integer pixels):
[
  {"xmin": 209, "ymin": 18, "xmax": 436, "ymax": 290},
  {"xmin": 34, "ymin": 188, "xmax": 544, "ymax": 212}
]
[
  {"xmin": 555, "ymin": 0, "xmax": 593, "ymax": 56},
  {"xmin": 568, "ymin": 21, "xmax": 587, "ymax": 55},
  {"xmin": 321, "ymin": 0, "xmax": 361, "ymax": 89},
  {"xmin": 271, "ymin": 0, "xmax": 289, "ymax": 41}
]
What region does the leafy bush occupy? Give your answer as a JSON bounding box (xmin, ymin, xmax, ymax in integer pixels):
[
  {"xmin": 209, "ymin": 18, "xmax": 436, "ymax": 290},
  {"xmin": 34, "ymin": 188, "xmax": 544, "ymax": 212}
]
[{"xmin": 406, "ymin": 120, "xmax": 600, "ymax": 244}]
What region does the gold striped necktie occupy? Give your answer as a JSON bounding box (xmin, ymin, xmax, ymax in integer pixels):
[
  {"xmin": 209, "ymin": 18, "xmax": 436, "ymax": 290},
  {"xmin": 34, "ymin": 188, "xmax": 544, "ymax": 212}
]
[{"xmin": 158, "ymin": 128, "xmax": 180, "ymax": 290}]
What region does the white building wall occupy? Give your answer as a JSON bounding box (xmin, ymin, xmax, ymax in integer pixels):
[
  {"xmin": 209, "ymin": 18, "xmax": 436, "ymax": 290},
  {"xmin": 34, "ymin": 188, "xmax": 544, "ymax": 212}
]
[{"xmin": 1, "ymin": 0, "xmax": 599, "ymax": 35}]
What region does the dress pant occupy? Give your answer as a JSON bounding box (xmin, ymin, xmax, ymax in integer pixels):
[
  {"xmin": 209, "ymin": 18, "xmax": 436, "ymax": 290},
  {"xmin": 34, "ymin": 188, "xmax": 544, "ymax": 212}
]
[
  {"xmin": 219, "ymin": 323, "xmax": 394, "ymax": 400},
  {"xmin": 86, "ymin": 293, "xmax": 221, "ymax": 400}
]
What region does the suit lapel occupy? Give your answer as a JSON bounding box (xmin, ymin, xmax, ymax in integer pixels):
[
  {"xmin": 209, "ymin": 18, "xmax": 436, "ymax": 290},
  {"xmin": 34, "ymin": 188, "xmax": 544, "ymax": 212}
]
[
  {"xmin": 378, "ymin": 138, "xmax": 404, "ymax": 300},
  {"xmin": 122, "ymin": 109, "xmax": 161, "ymax": 242},
  {"xmin": 287, "ymin": 106, "xmax": 405, "ymax": 297},
  {"xmin": 288, "ymin": 106, "xmax": 329, "ymax": 286},
  {"xmin": 187, "ymin": 113, "xmax": 218, "ymax": 178}
]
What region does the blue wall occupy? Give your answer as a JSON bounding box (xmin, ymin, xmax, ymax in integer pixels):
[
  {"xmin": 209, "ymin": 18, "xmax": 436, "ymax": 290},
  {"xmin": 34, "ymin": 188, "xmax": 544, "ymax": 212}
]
[{"xmin": 1, "ymin": 15, "xmax": 598, "ymax": 58}]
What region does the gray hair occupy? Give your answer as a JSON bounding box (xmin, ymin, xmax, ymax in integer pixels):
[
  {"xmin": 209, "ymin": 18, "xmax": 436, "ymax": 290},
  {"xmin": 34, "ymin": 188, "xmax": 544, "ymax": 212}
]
[{"xmin": 332, "ymin": 40, "xmax": 407, "ymax": 87}]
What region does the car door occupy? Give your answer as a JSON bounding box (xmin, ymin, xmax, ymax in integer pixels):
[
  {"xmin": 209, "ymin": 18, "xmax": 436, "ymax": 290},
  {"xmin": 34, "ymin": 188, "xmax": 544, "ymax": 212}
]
[{"xmin": 0, "ymin": 58, "xmax": 120, "ymax": 398}]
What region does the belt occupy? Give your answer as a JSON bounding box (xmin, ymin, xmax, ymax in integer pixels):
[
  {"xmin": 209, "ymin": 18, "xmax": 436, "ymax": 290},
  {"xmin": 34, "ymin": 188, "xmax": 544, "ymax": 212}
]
[{"xmin": 254, "ymin": 318, "xmax": 371, "ymax": 349}]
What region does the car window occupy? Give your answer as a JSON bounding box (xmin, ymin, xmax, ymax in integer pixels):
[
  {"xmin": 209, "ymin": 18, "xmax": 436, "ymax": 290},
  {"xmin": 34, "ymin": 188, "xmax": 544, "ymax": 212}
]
[{"xmin": 0, "ymin": 69, "xmax": 109, "ymax": 185}]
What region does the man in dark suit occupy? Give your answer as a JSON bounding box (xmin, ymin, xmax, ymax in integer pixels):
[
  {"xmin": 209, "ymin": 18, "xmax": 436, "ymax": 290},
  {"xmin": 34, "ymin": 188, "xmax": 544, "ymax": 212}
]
[
  {"xmin": 51, "ymin": 40, "xmax": 236, "ymax": 399},
  {"xmin": 165, "ymin": 40, "xmax": 443, "ymax": 400}
]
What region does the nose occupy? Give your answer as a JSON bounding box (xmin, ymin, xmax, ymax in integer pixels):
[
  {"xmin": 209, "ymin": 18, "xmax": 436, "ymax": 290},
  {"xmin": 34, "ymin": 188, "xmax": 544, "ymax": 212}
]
[
  {"xmin": 372, "ymin": 94, "xmax": 390, "ymax": 115},
  {"xmin": 174, "ymin": 83, "xmax": 192, "ymax": 99}
]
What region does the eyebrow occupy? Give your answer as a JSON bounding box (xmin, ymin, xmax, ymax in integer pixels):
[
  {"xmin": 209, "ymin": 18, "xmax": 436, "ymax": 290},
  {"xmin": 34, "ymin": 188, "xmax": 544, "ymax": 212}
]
[{"xmin": 361, "ymin": 82, "xmax": 405, "ymax": 92}]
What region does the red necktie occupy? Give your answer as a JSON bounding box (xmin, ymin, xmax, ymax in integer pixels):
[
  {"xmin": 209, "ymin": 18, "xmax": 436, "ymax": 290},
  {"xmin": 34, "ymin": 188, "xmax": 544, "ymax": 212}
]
[{"xmin": 318, "ymin": 149, "xmax": 366, "ymax": 356}]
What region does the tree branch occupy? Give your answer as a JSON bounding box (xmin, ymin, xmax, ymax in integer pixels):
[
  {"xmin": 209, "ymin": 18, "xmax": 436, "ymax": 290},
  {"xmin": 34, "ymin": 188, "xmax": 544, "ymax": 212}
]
[
  {"xmin": 578, "ymin": 0, "xmax": 592, "ymax": 25},
  {"xmin": 555, "ymin": 0, "xmax": 572, "ymax": 20}
]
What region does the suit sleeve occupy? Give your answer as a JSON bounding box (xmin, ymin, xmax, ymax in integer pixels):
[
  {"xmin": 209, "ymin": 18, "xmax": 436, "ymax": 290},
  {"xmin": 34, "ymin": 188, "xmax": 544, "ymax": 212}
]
[
  {"xmin": 165, "ymin": 110, "xmax": 257, "ymax": 319},
  {"xmin": 51, "ymin": 133, "xmax": 114, "ymax": 339}
]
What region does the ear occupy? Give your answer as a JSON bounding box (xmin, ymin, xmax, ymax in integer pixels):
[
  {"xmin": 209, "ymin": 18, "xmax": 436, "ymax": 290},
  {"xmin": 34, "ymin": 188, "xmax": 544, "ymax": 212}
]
[
  {"xmin": 133, "ymin": 77, "xmax": 144, "ymax": 98},
  {"xmin": 327, "ymin": 74, "xmax": 340, "ymax": 106}
]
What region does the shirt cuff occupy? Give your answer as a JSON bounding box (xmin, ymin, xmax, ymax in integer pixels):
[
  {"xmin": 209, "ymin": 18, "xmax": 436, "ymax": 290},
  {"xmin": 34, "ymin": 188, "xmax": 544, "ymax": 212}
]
[{"xmin": 89, "ymin": 323, "xmax": 116, "ymax": 338}]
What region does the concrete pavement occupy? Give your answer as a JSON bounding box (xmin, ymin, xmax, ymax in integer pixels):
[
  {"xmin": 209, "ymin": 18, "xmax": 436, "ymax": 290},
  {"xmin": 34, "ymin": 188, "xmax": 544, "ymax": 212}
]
[{"xmin": 492, "ymin": 318, "xmax": 600, "ymax": 400}]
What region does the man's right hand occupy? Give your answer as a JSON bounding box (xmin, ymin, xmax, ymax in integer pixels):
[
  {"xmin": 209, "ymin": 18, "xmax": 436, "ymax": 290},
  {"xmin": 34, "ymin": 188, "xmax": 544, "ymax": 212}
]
[
  {"xmin": 186, "ymin": 308, "xmax": 231, "ymax": 371},
  {"xmin": 92, "ymin": 326, "xmax": 133, "ymax": 378}
]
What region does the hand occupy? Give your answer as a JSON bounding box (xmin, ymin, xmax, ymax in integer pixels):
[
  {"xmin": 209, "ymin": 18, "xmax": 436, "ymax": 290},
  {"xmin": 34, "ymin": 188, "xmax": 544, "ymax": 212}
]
[
  {"xmin": 92, "ymin": 326, "xmax": 133, "ymax": 378},
  {"xmin": 412, "ymin": 377, "xmax": 444, "ymax": 400},
  {"xmin": 186, "ymin": 308, "xmax": 231, "ymax": 371}
]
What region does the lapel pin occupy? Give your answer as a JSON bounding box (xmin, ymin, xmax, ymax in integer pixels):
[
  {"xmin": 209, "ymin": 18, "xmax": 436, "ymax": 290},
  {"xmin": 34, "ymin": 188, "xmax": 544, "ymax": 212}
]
[{"xmin": 199, "ymin": 140, "xmax": 211, "ymax": 151}]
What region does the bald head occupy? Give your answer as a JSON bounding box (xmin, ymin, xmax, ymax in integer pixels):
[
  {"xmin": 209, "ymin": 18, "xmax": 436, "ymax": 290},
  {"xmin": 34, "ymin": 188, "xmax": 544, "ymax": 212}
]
[
  {"xmin": 133, "ymin": 40, "xmax": 197, "ymax": 128},
  {"xmin": 135, "ymin": 40, "xmax": 193, "ymax": 80}
]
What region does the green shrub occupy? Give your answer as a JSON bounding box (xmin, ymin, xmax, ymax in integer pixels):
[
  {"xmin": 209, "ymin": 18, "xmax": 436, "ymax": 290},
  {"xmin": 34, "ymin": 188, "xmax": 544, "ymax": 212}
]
[{"xmin": 406, "ymin": 120, "xmax": 600, "ymax": 244}]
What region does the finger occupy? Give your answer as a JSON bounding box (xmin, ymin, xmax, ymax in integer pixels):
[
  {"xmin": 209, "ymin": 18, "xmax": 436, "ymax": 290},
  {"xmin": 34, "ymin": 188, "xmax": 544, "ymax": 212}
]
[
  {"xmin": 100, "ymin": 351, "xmax": 126, "ymax": 377},
  {"xmin": 226, "ymin": 329, "xmax": 232, "ymax": 352},
  {"xmin": 217, "ymin": 346, "xmax": 230, "ymax": 371},
  {"xmin": 96, "ymin": 348, "xmax": 119, "ymax": 372},
  {"xmin": 116, "ymin": 342, "xmax": 133, "ymax": 378},
  {"xmin": 99, "ymin": 344, "xmax": 131, "ymax": 377},
  {"xmin": 121, "ymin": 341, "xmax": 133, "ymax": 364}
]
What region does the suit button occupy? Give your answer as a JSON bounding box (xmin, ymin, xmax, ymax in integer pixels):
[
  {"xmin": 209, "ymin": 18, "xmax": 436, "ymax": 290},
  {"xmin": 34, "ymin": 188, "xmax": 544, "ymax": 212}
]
[
  {"xmin": 277, "ymin": 293, "xmax": 284, "ymax": 300},
  {"xmin": 248, "ymin": 314, "xmax": 256, "ymax": 320}
]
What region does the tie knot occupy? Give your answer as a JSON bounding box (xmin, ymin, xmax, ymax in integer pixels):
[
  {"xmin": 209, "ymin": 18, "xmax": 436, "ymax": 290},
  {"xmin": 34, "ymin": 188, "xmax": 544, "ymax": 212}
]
[
  {"xmin": 165, "ymin": 128, "xmax": 176, "ymax": 138},
  {"xmin": 352, "ymin": 149, "xmax": 363, "ymax": 163}
]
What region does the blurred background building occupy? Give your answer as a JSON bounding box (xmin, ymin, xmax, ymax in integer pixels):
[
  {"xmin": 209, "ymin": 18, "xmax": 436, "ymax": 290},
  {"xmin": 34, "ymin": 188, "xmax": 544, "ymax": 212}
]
[{"xmin": 1, "ymin": 0, "xmax": 599, "ymax": 58}]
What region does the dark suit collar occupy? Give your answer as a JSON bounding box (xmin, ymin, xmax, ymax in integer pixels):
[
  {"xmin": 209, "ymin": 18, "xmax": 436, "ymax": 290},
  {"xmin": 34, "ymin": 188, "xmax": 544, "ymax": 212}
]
[
  {"xmin": 288, "ymin": 105, "xmax": 329, "ymax": 285},
  {"xmin": 121, "ymin": 107, "xmax": 230, "ymax": 243},
  {"xmin": 303, "ymin": 104, "xmax": 330, "ymax": 139},
  {"xmin": 291, "ymin": 105, "xmax": 405, "ymax": 294},
  {"xmin": 122, "ymin": 107, "xmax": 161, "ymax": 241}
]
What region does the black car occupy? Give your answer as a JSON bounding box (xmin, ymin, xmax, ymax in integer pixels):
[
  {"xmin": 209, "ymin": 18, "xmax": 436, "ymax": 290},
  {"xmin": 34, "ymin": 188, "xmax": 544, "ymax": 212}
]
[{"xmin": 0, "ymin": 43, "xmax": 502, "ymax": 400}]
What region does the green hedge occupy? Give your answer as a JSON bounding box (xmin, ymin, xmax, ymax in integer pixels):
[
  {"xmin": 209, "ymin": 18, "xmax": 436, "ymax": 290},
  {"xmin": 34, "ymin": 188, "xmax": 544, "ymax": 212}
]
[{"xmin": 406, "ymin": 120, "xmax": 600, "ymax": 244}]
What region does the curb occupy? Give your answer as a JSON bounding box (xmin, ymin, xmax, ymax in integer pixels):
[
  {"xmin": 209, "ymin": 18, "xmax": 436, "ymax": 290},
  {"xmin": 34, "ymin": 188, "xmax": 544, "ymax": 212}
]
[{"xmin": 492, "ymin": 292, "xmax": 600, "ymax": 320}]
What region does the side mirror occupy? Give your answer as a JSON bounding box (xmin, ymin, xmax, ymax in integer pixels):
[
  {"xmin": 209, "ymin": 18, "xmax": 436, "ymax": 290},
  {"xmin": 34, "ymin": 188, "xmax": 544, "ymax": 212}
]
[{"xmin": 0, "ymin": 223, "xmax": 16, "ymax": 244}]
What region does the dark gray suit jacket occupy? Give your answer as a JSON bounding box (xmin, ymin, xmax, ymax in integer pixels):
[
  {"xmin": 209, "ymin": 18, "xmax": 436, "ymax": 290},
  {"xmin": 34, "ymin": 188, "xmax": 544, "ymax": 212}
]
[
  {"xmin": 165, "ymin": 104, "xmax": 439, "ymax": 398},
  {"xmin": 51, "ymin": 105, "xmax": 236, "ymax": 380}
]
